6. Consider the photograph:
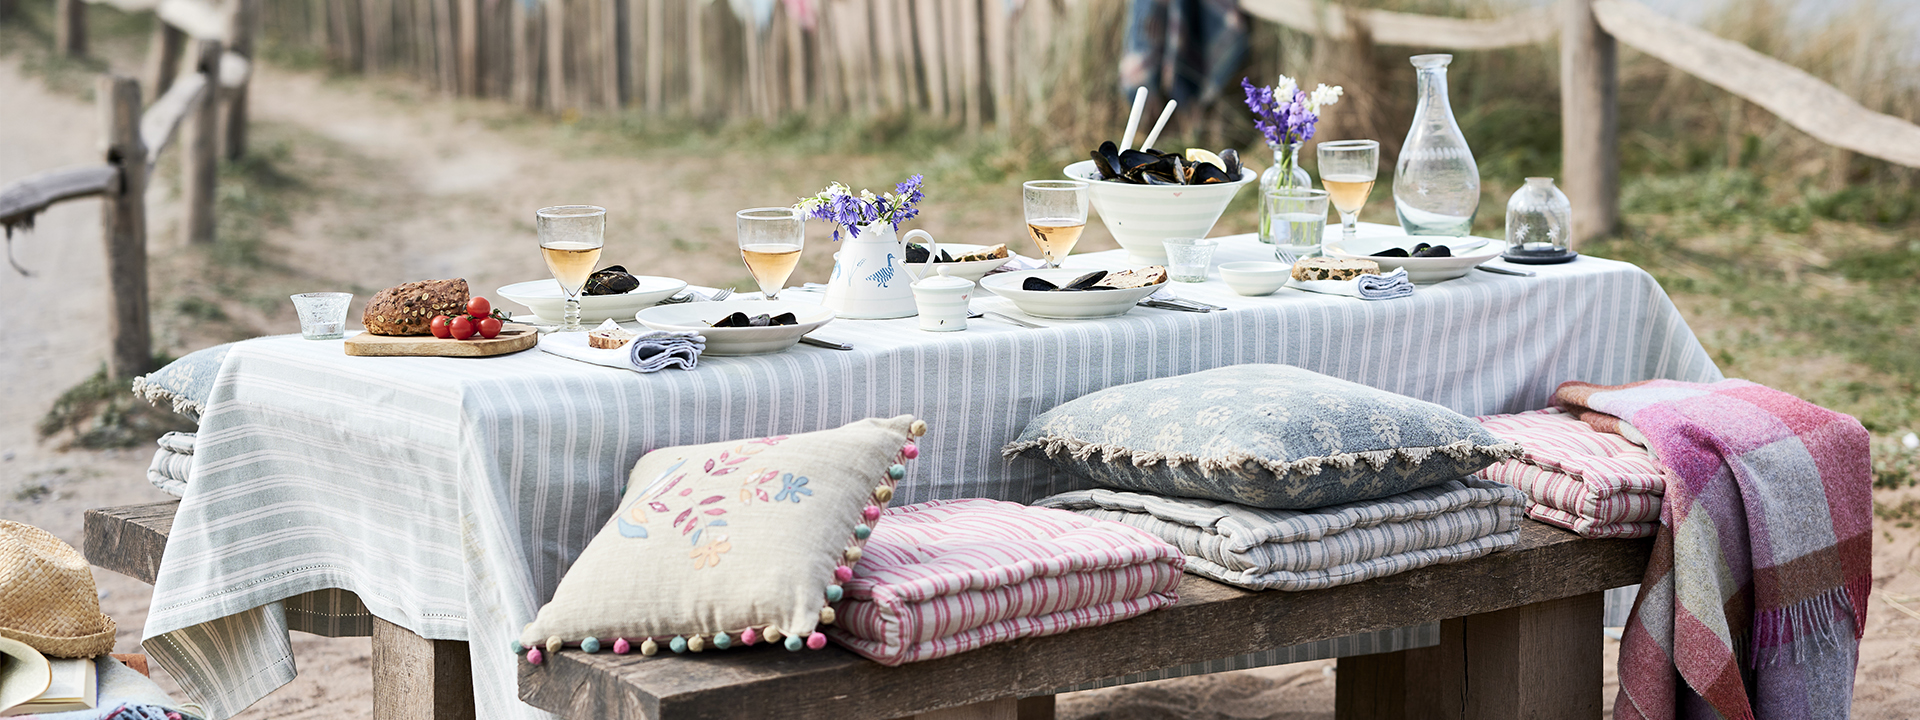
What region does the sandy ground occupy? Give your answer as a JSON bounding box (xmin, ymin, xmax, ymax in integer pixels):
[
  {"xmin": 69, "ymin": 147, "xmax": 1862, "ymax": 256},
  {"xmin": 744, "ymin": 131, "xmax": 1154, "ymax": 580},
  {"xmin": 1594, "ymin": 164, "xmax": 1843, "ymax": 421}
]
[{"xmin": 1, "ymin": 55, "xmax": 1917, "ymax": 718}]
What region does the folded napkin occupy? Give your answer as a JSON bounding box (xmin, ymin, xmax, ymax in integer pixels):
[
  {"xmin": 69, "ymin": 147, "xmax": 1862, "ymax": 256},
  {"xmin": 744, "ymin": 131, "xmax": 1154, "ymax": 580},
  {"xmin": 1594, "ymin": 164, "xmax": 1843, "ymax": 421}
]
[
  {"xmin": 1286, "ymin": 266, "xmax": 1414, "ymax": 300},
  {"xmin": 146, "ymin": 432, "xmax": 195, "ymax": 498},
  {"xmin": 1034, "ymin": 477, "xmax": 1523, "ymax": 591},
  {"xmin": 537, "ymin": 329, "xmax": 705, "ymax": 373},
  {"xmin": 1474, "ymin": 408, "xmax": 1665, "ymax": 539},
  {"xmin": 824, "ymin": 498, "xmax": 1184, "ymax": 666}
]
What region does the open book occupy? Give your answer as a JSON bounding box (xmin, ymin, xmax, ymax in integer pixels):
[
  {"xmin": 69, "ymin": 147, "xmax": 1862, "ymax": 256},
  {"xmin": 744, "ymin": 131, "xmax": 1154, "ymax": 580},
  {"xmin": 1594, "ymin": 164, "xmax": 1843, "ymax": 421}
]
[{"xmin": 0, "ymin": 656, "xmax": 95, "ymax": 717}]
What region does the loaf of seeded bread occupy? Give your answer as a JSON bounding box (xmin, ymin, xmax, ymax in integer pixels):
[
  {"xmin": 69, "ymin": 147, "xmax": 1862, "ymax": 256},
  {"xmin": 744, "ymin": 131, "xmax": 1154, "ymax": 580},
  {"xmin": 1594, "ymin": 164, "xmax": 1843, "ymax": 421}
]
[
  {"xmin": 1290, "ymin": 258, "xmax": 1380, "ymax": 281},
  {"xmin": 363, "ymin": 278, "xmax": 469, "ymax": 336},
  {"xmin": 1095, "ymin": 266, "xmax": 1168, "ymax": 288}
]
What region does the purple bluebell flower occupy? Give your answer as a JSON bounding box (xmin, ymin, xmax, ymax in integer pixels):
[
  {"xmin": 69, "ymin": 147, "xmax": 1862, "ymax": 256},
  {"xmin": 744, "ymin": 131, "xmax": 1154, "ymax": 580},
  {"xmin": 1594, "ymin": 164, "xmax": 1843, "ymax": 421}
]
[
  {"xmin": 796, "ymin": 175, "xmax": 928, "ymax": 240},
  {"xmin": 1242, "ymin": 78, "xmax": 1337, "ymax": 149}
]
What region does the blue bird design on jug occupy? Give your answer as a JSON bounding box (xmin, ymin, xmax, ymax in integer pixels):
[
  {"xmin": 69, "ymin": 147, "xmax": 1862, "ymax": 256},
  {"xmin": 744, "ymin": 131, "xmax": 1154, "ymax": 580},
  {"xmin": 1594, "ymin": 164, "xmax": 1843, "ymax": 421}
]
[{"xmin": 865, "ymin": 253, "xmax": 898, "ymax": 288}]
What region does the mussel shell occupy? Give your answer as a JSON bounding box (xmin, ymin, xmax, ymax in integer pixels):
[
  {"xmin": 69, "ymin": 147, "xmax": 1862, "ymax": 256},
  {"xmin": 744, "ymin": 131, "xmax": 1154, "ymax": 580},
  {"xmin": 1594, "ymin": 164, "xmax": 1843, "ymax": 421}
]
[
  {"xmin": 1118, "ymin": 149, "xmax": 1166, "ymax": 183},
  {"xmin": 1143, "ymin": 173, "xmax": 1181, "ymax": 186},
  {"xmin": 711, "ymin": 312, "xmax": 753, "ymax": 327},
  {"xmin": 1189, "ymin": 163, "xmax": 1232, "ymax": 185},
  {"xmin": 771, "ymin": 312, "xmax": 798, "ymax": 325},
  {"xmin": 1371, "ymin": 247, "xmax": 1411, "ymax": 258},
  {"xmin": 583, "ymin": 265, "xmax": 641, "ymax": 295},
  {"xmin": 1090, "ymin": 141, "xmax": 1124, "ymax": 181},
  {"xmin": 1064, "ymin": 271, "xmax": 1108, "ymax": 289},
  {"xmin": 905, "ymin": 243, "xmax": 953, "ymax": 264},
  {"xmin": 1022, "ymin": 276, "xmax": 1062, "ymax": 292},
  {"xmin": 1219, "ymin": 148, "xmax": 1242, "ymax": 179},
  {"xmin": 1413, "ymin": 244, "xmax": 1452, "ymax": 258}
]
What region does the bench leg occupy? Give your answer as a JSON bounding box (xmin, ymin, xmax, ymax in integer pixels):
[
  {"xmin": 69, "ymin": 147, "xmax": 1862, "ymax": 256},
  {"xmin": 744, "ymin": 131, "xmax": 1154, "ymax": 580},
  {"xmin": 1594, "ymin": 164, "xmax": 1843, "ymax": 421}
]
[
  {"xmin": 1336, "ymin": 592, "xmax": 1604, "ymax": 720},
  {"xmin": 371, "ymin": 617, "xmax": 476, "ymax": 720}
]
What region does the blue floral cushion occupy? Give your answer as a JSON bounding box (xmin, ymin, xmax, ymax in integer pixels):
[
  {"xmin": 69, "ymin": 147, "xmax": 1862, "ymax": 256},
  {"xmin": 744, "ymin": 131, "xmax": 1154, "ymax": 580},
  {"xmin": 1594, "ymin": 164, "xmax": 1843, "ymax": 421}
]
[
  {"xmin": 1003, "ymin": 364, "xmax": 1522, "ymax": 510},
  {"xmin": 131, "ymin": 343, "xmax": 234, "ymax": 421}
]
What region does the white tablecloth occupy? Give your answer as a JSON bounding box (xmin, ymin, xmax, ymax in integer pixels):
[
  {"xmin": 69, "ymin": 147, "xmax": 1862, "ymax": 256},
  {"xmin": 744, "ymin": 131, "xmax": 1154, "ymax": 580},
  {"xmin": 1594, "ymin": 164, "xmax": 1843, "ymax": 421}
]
[{"xmin": 144, "ymin": 233, "xmax": 1719, "ymax": 718}]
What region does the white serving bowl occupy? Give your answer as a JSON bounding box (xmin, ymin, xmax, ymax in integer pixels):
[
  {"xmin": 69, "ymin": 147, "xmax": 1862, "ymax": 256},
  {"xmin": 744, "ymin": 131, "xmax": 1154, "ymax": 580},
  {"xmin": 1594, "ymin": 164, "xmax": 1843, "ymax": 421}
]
[
  {"xmin": 1064, "ymin": 160, "xmax": 1256, "ymax": 265},
  {"xmin": 1322, "ymin": 236, "xmax": 1508, "ymax": 284},
  {"xmin": 634, "ymin": 299, "xmax": 834, "ymax": 356},
  {"xmin": 498, "ymin": 276, "xmax": 688, "ymax": 324},
  {"xmin": 903, "ymin": 242, "xmax": 1012, "ymax": 285},
  {"xmin": 978, "ymin": 268, "xmax": 1165, "ymax": 319},
  {"xmin": 1218, "ymin": 261, "xmax": 1291, "ymax": 296}
]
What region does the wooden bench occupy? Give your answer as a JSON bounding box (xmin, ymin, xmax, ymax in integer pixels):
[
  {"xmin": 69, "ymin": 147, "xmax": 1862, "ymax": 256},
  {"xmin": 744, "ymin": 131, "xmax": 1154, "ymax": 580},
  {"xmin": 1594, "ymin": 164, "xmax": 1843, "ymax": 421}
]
[
  {"xmin": 85, "ymin": 501, "xmax": 477, "ymax": 720},
  {"xmin": 86, "ymin": 502, "xmax": 1651, "ymax": 720},
  {"xmin": 517, "ymin": 521, "xmax": 1651, "ymax": 720}
]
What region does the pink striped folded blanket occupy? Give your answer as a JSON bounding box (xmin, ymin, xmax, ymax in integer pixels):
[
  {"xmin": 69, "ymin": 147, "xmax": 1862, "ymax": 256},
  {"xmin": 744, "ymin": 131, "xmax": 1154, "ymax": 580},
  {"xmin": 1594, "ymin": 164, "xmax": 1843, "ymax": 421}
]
[
  {"xmin": 1473, "ymin": 408, "xmax": 1667, "ymax": 539},
  {"xmin": 824, "ymin": 499, "xmax": 1185, "ymax": 666}
]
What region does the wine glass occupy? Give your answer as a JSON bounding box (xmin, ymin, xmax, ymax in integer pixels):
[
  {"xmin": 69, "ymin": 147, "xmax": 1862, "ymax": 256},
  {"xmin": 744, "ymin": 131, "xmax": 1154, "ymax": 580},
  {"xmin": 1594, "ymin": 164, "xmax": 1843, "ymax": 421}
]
[
  {"xmin": 1022, "ymin": 180, "xmax": 1089, "ymax": 269},
  {"xmin": 737, "ymin": 207, "xmax": 805, "ymax": 300},
  {"xmin": 537, "ymin": 205, "xmax": 606, "ymax": 332},
  {"xmin": 1316, "ymin": 140, "xmax": 1380, "ymax": 241}
]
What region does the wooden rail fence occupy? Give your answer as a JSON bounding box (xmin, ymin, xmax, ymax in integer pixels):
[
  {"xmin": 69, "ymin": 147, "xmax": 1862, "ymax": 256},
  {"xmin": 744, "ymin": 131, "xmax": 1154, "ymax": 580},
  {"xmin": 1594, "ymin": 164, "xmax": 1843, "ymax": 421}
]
[{"xmin": 0, "ymin": 0, "xmax": 254, "ymax": 379}]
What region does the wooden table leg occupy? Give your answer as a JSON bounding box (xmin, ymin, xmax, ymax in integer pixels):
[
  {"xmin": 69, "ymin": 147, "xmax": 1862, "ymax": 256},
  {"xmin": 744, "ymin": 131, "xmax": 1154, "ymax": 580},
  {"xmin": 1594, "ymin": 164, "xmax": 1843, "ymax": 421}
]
[
  {"xmin": 371, "ymin": 617, "xmax": 476, "ymax": 720},
  {"xmin": 1336, "ymin": 592, "xmax": 1604, "ymax": 720}
]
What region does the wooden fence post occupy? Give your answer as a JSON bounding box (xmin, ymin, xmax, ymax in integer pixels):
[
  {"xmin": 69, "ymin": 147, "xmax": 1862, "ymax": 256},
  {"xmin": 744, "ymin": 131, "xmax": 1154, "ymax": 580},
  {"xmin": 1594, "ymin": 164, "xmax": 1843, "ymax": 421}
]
[
  {"xmin": 1561, "ymin": 0, "xmax": 1618, "ymax": 245},
  {"xmin": 0, "ymin": 0, "xmax": 18, "ymax": 24},
  {"xmin": 145, "ymin": 22, "xmax": 186, "ymax": 100},
  {"xmin": 182, "ymin": 39, "xmax": 221, "ymax": 245},
  {"xmin": 99, "ymin": 75, "xmax": 153, "ymax": 380},
  {"xmin": 225, "ymin": 0, "xmax": 257, "ymax": 160},
  {"xmin": 56, "ymin": 0, "xmax": 87, "ymax": 57}
]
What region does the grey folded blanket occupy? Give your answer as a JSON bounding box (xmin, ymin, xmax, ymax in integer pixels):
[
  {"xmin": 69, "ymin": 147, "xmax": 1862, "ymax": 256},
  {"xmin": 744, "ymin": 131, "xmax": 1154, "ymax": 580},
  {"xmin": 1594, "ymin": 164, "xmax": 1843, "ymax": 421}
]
[
  {"xmin": 147, "ymin": 431, "xmax": 195, "ymax": 497},
  {"xmin": 1033, "ymin": 477, "xmax": 1524, "ymax": 591}
]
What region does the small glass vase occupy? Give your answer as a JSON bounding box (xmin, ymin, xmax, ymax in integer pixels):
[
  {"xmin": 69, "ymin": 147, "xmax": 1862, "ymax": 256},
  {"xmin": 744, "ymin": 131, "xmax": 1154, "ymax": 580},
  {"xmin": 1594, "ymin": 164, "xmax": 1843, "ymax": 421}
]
[
  {"xmin": 1258, "ymin": 142, "xmax": 1314, "ymax": 245},
  {"xmin": 1502, "ymin": 177, "xmax": 1578, "ymax": 264},
  {"xmin": 1393, "ymin": 54, "xmax": 1479, "ymax": 236}
]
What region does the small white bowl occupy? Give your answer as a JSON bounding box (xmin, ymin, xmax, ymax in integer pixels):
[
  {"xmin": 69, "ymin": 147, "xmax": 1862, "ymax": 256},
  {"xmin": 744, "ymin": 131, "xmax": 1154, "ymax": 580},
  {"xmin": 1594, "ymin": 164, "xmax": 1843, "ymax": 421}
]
[
  {"xmin": 498, "ymin": 276, "xmax": 689, "ymax": 324},
  {"xmin": 634, "ymin": 300, "xmax": 835, "ymax": 356},
  {"xmin": 978, "ymin": 268, "xmax": 1165, "ymax": 319},
  {"xmin": 1322, "ymin": 236, "xmax": 1508, "ymax": 284},
  {"xmin": 903, "ymin": 242, "xmax": 1012, "ymax": 285},
  {"xmin": 1218, "ymin": 261, "xmax": 1291, "ymax": 296}
]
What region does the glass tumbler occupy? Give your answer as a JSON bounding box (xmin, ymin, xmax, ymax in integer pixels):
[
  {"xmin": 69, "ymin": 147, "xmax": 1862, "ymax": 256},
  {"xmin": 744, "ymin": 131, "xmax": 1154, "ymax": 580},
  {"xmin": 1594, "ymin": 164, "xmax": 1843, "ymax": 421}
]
[
  {"xmin": 290, "ymin": 292, "xmax": 353, "ymax": 340},
  {"xmin": 1265, "ymin": 188, "xmax": 1330, "ymax": 261},
  {"xmin": 1162, "ymin": 238, "xmax": 1219, "ymax": 283}
]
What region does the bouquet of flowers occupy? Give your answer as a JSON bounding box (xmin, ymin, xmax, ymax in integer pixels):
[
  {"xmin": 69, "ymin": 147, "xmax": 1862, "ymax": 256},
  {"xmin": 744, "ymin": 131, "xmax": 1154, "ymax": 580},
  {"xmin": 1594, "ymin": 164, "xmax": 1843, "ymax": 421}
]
[
  {"xmin": 1240, "ymin": 76, "xmax": 1343, "ymax": 149},
  {"xmin": 795, "ymin": 175, "xmax": 926, "ymax": 241}
]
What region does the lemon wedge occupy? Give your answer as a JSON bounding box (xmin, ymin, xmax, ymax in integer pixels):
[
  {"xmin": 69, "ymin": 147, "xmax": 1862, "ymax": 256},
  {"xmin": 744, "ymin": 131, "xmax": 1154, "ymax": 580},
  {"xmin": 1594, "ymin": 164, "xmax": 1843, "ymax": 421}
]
[{"xmin": 1184, "ymin": 148, "xmax": 1227, "ymax": 171}]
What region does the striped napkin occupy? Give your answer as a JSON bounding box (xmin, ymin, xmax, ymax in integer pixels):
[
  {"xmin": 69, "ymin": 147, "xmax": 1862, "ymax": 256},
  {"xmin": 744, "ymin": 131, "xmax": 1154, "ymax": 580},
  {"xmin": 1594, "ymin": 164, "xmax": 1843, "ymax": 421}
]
[
  {"xmin": 1286, "ymin": 267, "xmax": 1414, "ymax": 300},
  {"xmin": 537, "ymin": 329, "xmax": 705, "ymax": 373}
]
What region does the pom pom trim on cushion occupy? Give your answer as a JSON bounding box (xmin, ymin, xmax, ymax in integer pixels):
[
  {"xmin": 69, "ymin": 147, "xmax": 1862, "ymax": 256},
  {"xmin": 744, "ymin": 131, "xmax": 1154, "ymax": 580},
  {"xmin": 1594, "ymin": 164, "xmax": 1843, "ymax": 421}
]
[
  {"xmin": 518, "ymin": 425, "xmax": 923, "ymax": 665},
  {"xmin": 1002, "ymin": 436, "xmax": 1523, "ymax": 479}
]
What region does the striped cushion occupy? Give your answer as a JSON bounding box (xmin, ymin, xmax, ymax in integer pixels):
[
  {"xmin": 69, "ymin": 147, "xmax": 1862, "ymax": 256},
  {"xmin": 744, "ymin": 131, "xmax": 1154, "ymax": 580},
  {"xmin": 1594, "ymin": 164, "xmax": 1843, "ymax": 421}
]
[
  {"xmin": 1036, "ymin": 477, "xmax": 1524, "ymax": 591},
  {"xmin": 824, "ymin": 499, "xmax": 1184, "ymax": 666},
  {"xmin": 1473, "ymin": 408, "xmax": 1664, "ymax": 539}
]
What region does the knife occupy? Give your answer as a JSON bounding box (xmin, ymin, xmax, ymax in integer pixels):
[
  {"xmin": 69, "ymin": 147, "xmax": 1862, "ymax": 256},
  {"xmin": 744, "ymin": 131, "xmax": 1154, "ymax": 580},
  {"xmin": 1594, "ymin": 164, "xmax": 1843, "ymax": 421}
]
[{"xmin": 799, "ymin": 336, "xmax": 853, "ymax": 350}]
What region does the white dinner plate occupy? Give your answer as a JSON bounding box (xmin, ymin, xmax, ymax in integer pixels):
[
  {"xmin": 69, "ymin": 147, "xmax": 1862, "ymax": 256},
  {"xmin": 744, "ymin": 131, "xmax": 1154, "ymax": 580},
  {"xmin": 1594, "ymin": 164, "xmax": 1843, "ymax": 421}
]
[
  {"xmin": 1322, "ymin": 236, "xmax": 1508, "ymax": 284},
  {"xmin": 978, "ymin": 269, "xmax": 1165, "ymax": 319},
  {"xmin": 903, "ymin": 243, "xmax": 1013, "ymax": 285},
  {"xmin": 635, "ymin": 299, "xmax": 835, "ymax": 356},
  {"xmin": 498, "ymin": 276, "xmax": 688, "ymax": 324}
]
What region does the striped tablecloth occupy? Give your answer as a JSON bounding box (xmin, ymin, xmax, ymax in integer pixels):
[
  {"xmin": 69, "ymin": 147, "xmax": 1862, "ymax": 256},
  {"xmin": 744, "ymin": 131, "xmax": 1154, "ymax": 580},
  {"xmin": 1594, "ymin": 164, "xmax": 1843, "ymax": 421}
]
[{"xmin": 144, "ymin": 233, "xmax": 1719, "ymax": 718}]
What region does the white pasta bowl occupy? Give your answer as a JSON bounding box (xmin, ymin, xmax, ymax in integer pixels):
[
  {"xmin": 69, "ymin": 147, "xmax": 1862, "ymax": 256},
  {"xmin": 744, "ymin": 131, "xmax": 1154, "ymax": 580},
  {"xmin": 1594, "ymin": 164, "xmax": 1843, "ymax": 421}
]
[
  {"xmin": 1063, "ymin": 160, "xmax": 1255, "ymax": 265},
  {"xmin": 1322, "ymin": 236, "xmax": 1508, "ymax": 284},
  {"xmin": 498, "ymin": 276, "xmax": 688, "ymax": 324},
  {"xmin": 634, "ymin": 299, "xmax": 834, "ymax": 356},
  {"xmin": 903, "ymin": 243, "xmax": 1012, "ymax": 285},
  {"xmin": 1218, "ymin": 261, "xmax": 1291, "ymax": 296},
  {"xmin": 979, "ymin": 269, "xmax": 1165, "ymax": 319}
]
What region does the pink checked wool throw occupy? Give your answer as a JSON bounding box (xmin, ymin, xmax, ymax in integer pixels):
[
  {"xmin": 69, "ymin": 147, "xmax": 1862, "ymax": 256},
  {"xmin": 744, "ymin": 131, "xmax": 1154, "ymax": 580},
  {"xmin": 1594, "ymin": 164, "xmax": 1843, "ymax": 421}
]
[
  {"xmin": 824, "ymin": 499, "xmax": 1184, "ymax": 666},
  {"xmin": 1552, "ymin": 380, "xmax": 1871, "ymax": 720},
  {"xmin": 1474, "ymin": 408, "xmax": 1666, "ymax": 539}
]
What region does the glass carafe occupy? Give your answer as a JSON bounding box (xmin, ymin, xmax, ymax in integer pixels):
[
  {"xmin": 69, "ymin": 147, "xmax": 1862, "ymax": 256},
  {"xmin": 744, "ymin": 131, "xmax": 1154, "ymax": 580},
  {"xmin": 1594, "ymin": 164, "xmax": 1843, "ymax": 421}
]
[{"xmin": 1393, "ymin": 54, "xmax": 1479, "ymax": 236}]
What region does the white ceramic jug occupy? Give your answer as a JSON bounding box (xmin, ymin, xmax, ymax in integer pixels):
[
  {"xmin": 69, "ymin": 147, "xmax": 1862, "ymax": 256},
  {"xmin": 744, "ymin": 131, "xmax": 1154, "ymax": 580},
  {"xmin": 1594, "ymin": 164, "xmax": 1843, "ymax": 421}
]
[{"xmin": 823, "ymin": 223, "xmax": 938, "ymax": 319}]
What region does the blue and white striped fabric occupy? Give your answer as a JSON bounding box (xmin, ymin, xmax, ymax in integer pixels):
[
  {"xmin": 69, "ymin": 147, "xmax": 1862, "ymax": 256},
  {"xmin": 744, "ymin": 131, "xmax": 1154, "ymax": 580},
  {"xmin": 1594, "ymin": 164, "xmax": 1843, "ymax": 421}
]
[
  {"xmin": 1034, "ymin": 477, "xmax": 1527, "ymax": 591},
  {"xmin": 142, "ymin": 232, "xmax": 1719, "ymax": 719}
]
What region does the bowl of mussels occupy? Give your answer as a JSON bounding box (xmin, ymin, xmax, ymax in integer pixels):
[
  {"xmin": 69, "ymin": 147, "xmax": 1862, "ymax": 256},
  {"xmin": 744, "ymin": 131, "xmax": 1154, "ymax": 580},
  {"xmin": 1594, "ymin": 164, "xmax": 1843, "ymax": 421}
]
[
  {"xmin": 978, "ymin": 267, "xmax": 1168, "ymax": 319},
  {"xmin": 1322, "ymin": 236, "xmax": 1508, "ymax": 284},
  {"xmin": 904, "ymin": 242, "xmax": 1012, "ymax": 285},
  {"xmin": 1065, "ymin": 141, "xmax": 1257, "ymax": 266},
  {"xmin": 634, "ymin": 299, "xmax": 835, "ymax": 356},
  {"xmin": 498, "ymin": 266, "xmax": 689, "ymax": 324}
]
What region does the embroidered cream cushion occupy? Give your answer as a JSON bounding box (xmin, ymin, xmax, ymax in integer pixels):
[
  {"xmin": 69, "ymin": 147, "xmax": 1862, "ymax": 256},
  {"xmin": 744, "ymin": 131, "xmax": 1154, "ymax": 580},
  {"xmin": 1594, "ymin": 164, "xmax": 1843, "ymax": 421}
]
[
  {"xmin": 519, "ymin": 415, "xmax": 924, "ymax": 660},
  {"xmin": 1003, "ymin": 365, "xmax": 1521, "ymax": 510}
]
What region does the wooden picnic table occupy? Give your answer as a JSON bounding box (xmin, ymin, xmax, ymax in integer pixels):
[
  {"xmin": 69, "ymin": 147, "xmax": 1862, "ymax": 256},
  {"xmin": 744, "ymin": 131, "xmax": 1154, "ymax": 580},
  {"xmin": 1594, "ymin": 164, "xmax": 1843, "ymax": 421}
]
[{"xmin": 515, "ymin": 520, "xmax": 1652, "ymax": 720}]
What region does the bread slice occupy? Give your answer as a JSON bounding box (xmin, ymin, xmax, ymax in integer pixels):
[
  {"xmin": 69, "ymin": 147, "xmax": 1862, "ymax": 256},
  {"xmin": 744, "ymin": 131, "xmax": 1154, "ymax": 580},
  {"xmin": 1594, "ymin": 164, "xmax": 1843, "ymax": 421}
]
[
  {"xmin": 953, "ymin": 244, "xmax": 1009, "ymax": 262},
  {"xmin": 1095, "ymin": 266, "xmax": 1168, "ymax": 289},
  {"xmin": 364, "ymin": 278, "xmax": 469, "ymax": 336},
  {"xmin": 1290, "ymin": 258, "xmax": 1380, "ymax": 282},
  {"xmin": 587, "ymin": 319, "xmax": 636, "ymax": 349}
]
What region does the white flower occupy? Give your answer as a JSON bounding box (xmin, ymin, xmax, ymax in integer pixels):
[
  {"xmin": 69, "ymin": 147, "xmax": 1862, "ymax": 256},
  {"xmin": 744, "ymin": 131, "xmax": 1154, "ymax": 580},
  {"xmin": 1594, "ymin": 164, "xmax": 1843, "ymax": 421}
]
[
  {"xmin": 1905, "ymin": 432, "xmax": 1919, "ymax": 450},
  {"xmin": 1308, "ymin": 84, "xmax": 1343, "ymax": 114},
  {"xmin": 859, "ymin": 189, "xmax": 878, "ymax": 202},
  {"xmin": 1274, "ymin": 75, "xmax": 1298, "ymax": 104}
]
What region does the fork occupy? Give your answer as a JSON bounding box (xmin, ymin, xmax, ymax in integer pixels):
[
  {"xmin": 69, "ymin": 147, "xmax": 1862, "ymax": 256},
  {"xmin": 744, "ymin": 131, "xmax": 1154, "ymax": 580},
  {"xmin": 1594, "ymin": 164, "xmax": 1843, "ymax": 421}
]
[{"xmin": 660, "ymin": 287, "xmax": 735, "ymax": 304}]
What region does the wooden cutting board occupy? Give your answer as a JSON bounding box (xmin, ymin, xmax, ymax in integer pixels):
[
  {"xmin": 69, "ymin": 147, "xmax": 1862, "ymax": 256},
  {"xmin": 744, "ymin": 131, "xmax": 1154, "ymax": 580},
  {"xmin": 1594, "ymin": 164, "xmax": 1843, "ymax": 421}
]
[{"xmin": 344, "ymin": 324, "xmax": 539, "ymax": 357}]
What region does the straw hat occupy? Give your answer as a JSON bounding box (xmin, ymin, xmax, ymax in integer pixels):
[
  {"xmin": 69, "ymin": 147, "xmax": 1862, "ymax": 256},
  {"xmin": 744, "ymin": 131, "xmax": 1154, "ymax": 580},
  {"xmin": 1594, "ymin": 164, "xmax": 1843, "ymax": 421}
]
[
  {"xmin": 0, "ymin": 521, "xmax": 116, "ymax": 658},
  {"xmin": 0, "ymin": 635, "xmax": 51, "ymax": 713}
]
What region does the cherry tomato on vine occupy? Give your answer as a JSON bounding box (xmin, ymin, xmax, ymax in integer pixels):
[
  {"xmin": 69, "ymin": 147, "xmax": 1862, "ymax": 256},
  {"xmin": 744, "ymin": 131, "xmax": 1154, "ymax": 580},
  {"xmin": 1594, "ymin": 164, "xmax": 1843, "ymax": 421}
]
[
  {"xmin": 430, "ymin": 315, "xmax": 452, "ymax": 339},
  {"xmin": 466, "ymin": 297, "xmax": 491, "ymax": 318},
  {"xmin": 450, "ymin": 316, "xmax": 475, "ymax": 340},
  {"xmin": 477, "ymin": 317, "xmax": 503, "ymax": 339}
]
